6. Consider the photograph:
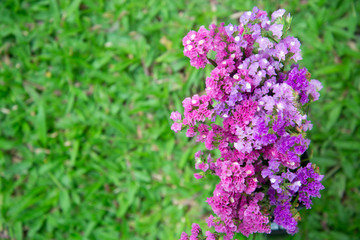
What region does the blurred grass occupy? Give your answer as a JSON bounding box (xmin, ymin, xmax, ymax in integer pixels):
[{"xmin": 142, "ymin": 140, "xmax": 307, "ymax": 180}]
[{"xmin": 0, "ymin": 0, "xmax": 359, "ymax": 239}]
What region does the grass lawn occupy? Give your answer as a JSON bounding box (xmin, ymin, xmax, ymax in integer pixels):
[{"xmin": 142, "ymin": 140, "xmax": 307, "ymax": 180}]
[{"xmin": 0, "ymin": 0, "xmax": 359, "ymax": 239}]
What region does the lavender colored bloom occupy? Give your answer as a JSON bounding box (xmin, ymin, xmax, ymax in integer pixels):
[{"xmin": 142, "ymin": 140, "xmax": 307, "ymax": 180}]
[
  {"xmin": 274, "ymin": 42, "xmax": 288, "ymax": 61},
  {"xmin": 248, "ymin": 62, "xmax": 259, "ymax": 76},
  {"xmin": 266, "ymin": 64, "xmax": 276, "ymax": 76},
  {"xmin": 306, "ymin": 79, "xmax": 323, "ymax": 101},
  {"xmin": 288, "ymin": 180, "xmax": 301, "ymax": 192},
  {"xmin": 250, "ymin": 23, "xmax": 262, "ymax": 39},
  {"xmin": 258, "ymin": 58, "xmax": 269, "ymax": 69},
  {"xmin": 225, "ymin": 23, "xmax": 238, "ymax": 36},
  {"xmin": 237, "ymin": 60, "xmax": 249, "ymax": 70},
  {"xmin": 261, "ymin": 168, "xmax": 272, "ymax": 178},
  {"xmin": 250, "ymin": 6, "xmax": 260, "ymax": 21},
  {"xmin": 291, "ymin": 52, "xmax": 303, "ymax": 62},
  {"xmin": 269, "ymin": 159, "xmax": 280, "ymax": 172},
  {"xmin": 257, "ymin": 37, "xmax": 273, "ymax": 51},
  {"xmin": 240, "ymin": 11, "xmax": 252, "ymax": 25},
  {"xmin": 283, "ymin": 36, "xmax": 301, "ymax": 53},
  {"xmin": 271, "ymin": 9, "xmax": 286, "ymax": 21},
  {"xmin": 226, "ymin": 94, "xmax": 240, "ymax": 107},
  {"xmin": 213, "ymin": 102, "xmax": 226, "ymax": 115},
  {"xmin": 269, "ymin": 175, "xmax": 283, "ymax": 193},
  {"xmin": 236, "ymin": 37, "xmax": 248, "ymax": 48},
  {"xmin": 281, "ymin": 170, "xmax": 296, "ymax": 182},
  {"xmin": 269, "ymin": 23, "xmax": 283, "ymax": 39},
  {"xmin": 236, "ymin": 79, "xmax": 252, "ymax": 92}
]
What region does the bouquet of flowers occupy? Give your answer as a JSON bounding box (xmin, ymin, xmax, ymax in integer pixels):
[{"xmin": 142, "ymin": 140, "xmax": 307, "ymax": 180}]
[{"xmin": 170, "ymin": 7, "xmax": 324, "ymax": 240}]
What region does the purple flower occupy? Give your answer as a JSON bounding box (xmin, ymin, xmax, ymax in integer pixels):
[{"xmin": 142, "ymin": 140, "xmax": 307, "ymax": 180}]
[
  {"xmin": 250, "ymin": 23, "xmax": 261, "ymax": 39},
  {"xmin": 250, "ymin": 6, "xmax": 260, "ymax": 21},
  {"xmin": 257, "ymin": 37, "xmax": 273, "ymax": 51},
  {"xmin": 266, "ymin": 64, "xmax": 276, "ymax": 76},
  {"xmin": 273, "ymin": 201, "xmax": 298, "ymax": 234},
  {"xmin": 283, "ymin": 36, "xmax": 301, "ymax": 53},
  {"xmin": 306, "ymin": 79, "xmax": 323, "ymax": 101},
  {"xmin": 296, "ymin": 163, "xmax": 325, "ymax": 208},
  {"xmin": 258, "ymin": 58, "xmax": 270, "ymax": 68},
  {"xmin": 281, "ymin": 170, "xmax": 296, "ymax": 182},
  {"xmin": 288, "ymin": 180, "xmax": 301, "ymax": 192},
  {"xmin": 271, "ymin": 9, "xmax": 286, "ymax": 21},
  {"xmin": 225, "ymin": 23, "xmax": 237, "ymax": 36},
  {"xmin": 274, "ymin": 42, "xmax": 288, "ymax": 61},
  {"xmin": 240, "ymin": 11, "xmax": 252, "ymax": 25},
  {"xmin": 269, "ymin": 23, "xmax": 283, "ymax": 39},
  {"xmin": 248, "ymin": 62, "xmax": 259, "ymax": 76},
  {"xmin": 269, "ymin": 175, "xmax": 283, "ymax": 193}
]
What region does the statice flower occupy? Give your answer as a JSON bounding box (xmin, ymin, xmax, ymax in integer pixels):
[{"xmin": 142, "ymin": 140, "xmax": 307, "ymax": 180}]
[
  {"xmin": 273, "ymin": 201, "xmax": 298, "ymax": 234},
  {"xmin": 180, "ymin": 232, "xmax": 189, "ymax": 240},
  {"xmin": 172, "ymin": 7, "xmax": 324, "ymax": 239},
  {"xmin": 170, "ymin": 111, "xmax": 182, "ymax": 132},
  {"xmin": 180, "ymin": 223, "xmax": 220, "ymax": 240},
  {"xmin": 271, "ymin": 9, "xmax": 286, "ymax": 21},
  {"xmin": 296, "ymin": 163, "xmax": 325, "ymax": 209},
  {"xmin": 269, "ymin": 23, "xmax": 283, "ymax": 39}
]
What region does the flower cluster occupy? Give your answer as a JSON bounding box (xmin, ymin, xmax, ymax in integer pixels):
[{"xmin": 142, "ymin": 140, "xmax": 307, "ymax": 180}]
[
  {"xmin": 180, "ymin": 223, "xmax": 217, "ymax": 240},
  {"xmin": 171, "ymin": 7, "xmax": 324, "ymax": 239}
]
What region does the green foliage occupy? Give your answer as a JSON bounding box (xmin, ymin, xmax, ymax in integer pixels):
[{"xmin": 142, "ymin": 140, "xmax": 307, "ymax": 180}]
[{"xmin": 0, "ymin": 0, "xmax": 359, "ymax": 239}]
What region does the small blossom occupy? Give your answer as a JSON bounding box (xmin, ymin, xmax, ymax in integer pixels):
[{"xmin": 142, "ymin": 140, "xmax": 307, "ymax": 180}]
[
  {"xmin": 271, "ymin": 9, "xmax": 286, "ymax": 21},
  {"xmin": 170, "ymin": 111, "xmax": 182, "ymax": 121},
  {"xmin": 194, "ymin": 173, "xmax": 204, "ymax": 179},
  {"xmin": 269, "ymin": 23, "xmax": 283, "ymax": 39},
  {"xmin": 171, "ymin": 122, "xmax": 182, "ymax": 132}
]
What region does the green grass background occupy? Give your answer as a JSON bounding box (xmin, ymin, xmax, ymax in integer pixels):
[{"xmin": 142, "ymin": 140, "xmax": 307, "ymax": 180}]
[{"xmin": 0, "ymin": 0, "xmax": 359, "ymax": 239}]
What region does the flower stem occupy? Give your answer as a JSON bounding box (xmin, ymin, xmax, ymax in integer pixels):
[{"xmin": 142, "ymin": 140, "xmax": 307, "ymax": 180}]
[
  {"xmin": 252, "ymin": 233, "xmax": 256, "ymax": 240},
  {"xmin": 207, "ymin": 57, "xmax": 218, "ymax": 68},
  {"xmin": 265, "ymin": 33, "xmax": 279, "ymax": 44}
]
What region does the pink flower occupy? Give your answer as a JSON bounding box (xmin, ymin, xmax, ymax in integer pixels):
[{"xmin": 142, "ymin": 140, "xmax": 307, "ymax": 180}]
[
  {"xmin": 194, "ymin": 173, "xmax": 204, "ymax": 179},
  {"xmin": 186, "ymin": 127, "xmax": 197, "ymax": 137},
  {"xmin": 171, "ymin": 122, "xmax": 182, "ymax": 133},
  {"xmin": 179, "ymin": 232, "xmax": 189, "ymax": 240},
  {"xmin": 244, "ymin": 165, "xmax": 255, "ymax": 176},
  {"xmin": 170, "ymin": 111, "xmax": 182, "ymax": 121},
  {"xmin": 196, "ymin": 162, "xmax": 209, "ymax": 172}
]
